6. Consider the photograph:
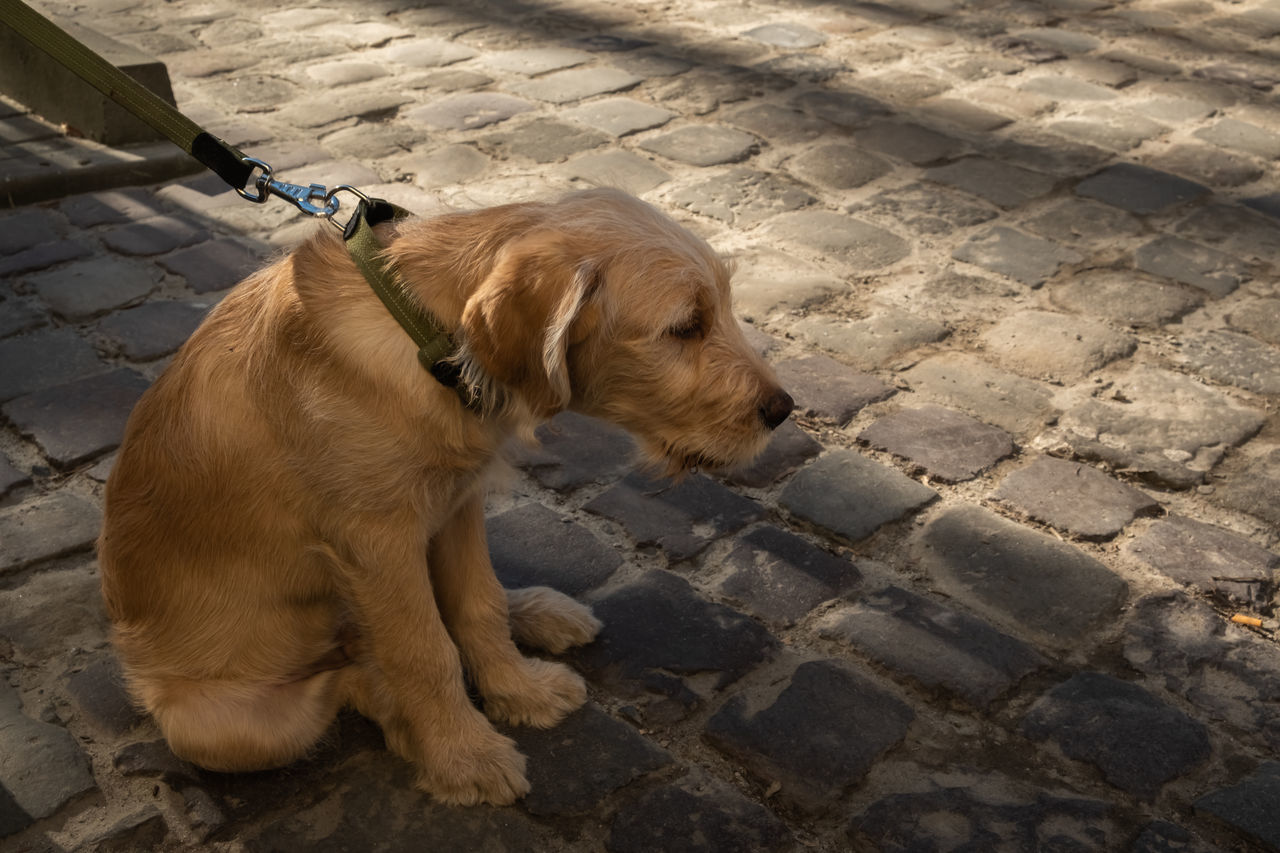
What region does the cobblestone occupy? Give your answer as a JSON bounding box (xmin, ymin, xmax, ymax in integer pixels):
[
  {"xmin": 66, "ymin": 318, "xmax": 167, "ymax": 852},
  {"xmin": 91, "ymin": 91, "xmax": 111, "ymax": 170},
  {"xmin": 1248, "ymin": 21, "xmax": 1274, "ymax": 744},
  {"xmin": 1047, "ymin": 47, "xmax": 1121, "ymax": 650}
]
[{"xmin": 4, "ymin": 0, "xmax": 1280, "ymax": 847}]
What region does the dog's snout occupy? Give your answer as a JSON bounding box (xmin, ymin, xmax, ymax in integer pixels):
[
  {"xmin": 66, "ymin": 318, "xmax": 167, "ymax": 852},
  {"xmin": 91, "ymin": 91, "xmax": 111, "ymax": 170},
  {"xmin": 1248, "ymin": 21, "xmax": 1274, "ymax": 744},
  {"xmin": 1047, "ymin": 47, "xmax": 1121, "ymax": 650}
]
[{"xmin": 758, "ymin": 388, "xmax": 795, "ymax": 430}]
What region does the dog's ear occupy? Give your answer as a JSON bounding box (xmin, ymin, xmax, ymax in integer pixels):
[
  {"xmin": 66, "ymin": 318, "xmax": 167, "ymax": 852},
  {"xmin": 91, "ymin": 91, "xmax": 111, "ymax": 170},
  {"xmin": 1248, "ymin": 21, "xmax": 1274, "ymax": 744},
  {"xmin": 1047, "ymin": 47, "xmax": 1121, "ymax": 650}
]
[{"xmin": 461, "ymin": 231, "xmax": 600, "ymax": 416}]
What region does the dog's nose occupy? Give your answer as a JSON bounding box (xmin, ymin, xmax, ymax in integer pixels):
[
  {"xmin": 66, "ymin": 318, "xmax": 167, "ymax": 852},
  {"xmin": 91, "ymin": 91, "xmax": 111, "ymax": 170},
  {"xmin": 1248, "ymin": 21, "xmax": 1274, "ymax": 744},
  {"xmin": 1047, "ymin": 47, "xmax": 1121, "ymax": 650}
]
[{"xmin": 758, "ymin": 388, "xmax": 794, "ymax": 430}]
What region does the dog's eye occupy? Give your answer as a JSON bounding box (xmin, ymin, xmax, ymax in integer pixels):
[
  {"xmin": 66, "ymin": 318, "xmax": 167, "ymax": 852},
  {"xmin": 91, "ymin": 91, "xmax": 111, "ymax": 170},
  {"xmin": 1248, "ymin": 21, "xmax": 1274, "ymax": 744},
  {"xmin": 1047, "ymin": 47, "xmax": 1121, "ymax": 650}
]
[{"xmin": 667, "ymin": 316, "xmax": 704, "ymax": 340}]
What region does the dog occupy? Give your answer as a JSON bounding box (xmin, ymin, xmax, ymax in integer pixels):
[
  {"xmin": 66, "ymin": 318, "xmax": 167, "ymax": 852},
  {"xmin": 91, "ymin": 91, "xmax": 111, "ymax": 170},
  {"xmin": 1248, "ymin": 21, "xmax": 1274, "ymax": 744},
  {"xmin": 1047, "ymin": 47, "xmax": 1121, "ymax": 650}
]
[{"xmin": 98, "ymin": 188, "xmax": 794, "ymax": 805}]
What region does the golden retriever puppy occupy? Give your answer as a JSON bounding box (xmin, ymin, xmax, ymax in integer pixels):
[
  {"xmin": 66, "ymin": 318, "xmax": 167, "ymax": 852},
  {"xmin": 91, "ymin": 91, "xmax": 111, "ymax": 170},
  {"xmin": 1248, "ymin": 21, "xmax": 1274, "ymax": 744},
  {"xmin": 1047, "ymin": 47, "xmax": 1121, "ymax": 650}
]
[{"xmin": 98, "ymin": 188, "xmax": 794, "ymax": 805}]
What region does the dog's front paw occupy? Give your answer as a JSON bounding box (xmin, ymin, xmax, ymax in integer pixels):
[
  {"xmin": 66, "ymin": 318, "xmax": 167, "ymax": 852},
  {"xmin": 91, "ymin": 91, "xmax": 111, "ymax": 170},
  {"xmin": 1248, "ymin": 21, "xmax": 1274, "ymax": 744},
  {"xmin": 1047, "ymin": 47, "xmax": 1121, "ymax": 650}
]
[
  {"xmin": 417, "ymin": 726, "xmax": 530, "ymax": 806},
  {"xmin": 484, "ymin": 658, "xmax": 588, "ymax": 729},
  {"xmin": 506, "ymin": 586, "xmax": 603, "ymax": 654}
]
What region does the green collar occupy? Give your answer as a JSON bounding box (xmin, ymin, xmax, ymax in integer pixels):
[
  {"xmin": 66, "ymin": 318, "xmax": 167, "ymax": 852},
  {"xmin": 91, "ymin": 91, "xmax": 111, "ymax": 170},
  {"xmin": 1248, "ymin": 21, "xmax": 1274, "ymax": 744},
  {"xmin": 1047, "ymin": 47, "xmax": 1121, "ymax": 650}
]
[{"xmin": 342, "ymin": 199, "xmax": 475, "ymax": 406}]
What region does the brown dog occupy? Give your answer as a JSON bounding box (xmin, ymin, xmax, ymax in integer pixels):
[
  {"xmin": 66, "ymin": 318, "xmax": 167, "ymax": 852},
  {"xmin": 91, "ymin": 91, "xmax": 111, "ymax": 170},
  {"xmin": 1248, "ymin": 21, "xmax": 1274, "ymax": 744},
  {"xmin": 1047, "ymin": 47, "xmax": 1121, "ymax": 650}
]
[{"xmin": 98, "ymin": 188, "xmax": 793, "ymax": 805}]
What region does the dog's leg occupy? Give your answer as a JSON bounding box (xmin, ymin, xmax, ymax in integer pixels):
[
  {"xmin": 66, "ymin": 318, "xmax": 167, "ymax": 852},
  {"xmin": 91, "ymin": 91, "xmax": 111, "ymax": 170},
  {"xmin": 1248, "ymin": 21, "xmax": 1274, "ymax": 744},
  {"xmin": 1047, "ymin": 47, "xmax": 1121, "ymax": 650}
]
[
  {"xmin": 338, "ymin": 516, "xmax": 529, "ymax": 805},
  {"xmin": 506, "ymin": 586, "xmax": 602, "ymax": 654},
  {"xmin": 430, "ymin": 497, "xmax": 592, "ymax": 729}
]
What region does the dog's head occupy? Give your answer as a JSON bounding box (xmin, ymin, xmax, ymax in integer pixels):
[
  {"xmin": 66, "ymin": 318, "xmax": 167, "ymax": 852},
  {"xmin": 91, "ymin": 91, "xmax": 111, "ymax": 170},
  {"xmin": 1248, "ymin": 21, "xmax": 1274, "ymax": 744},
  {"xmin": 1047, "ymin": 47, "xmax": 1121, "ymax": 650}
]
[{"xmin": 459, "ymin": 189, "xmax": 793, "ymax": 474}]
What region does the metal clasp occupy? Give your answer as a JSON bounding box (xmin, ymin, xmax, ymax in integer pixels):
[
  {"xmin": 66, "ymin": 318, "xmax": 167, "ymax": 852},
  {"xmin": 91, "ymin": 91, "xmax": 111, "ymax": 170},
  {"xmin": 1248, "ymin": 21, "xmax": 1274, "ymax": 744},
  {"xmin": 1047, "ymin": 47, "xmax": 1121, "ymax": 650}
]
[{"xmin": 235, "ymin": 157, "xmax": 341, "ymax": 219}]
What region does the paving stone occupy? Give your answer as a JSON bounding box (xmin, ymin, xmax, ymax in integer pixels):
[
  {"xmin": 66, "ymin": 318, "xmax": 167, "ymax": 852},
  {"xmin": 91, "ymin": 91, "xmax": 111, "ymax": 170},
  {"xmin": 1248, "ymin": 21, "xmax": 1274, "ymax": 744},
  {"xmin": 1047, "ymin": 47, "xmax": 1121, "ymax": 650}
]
[
  {"xmin": 574, "ymin": 570, "xmax": 778, "ymax": 696},
  {"xmin": 705, "ymin": 659, "xmax": 913, "ymax": 813},
  {"xmin": 482, "ymin": 47, "xmax": 594, "ymax": 75},
  {"xmin": 113, "ymin": 740, "xmax": 201, "ymax": 789},
  {"xmin": 724, "ymin": 103, "xmax": 832, "ymax": 146},
  {"xmin": 1126, "ymin": 592, "xmax": 1280, "ymax": 755},
  {"xmin": 993, "ymin": 455, "xmax": 1159, "ymax": 540},
  {"xmin": 923, "ymin": 97, "xmax": 1013, "ymax": 132},
  {"xmin": 912, "ymin": 505, "xmax": 1129, "ymax": 645},
  {"xmin": 1154, "ymin": 143, "xmax": 1264, "ymax": 189},
  {"xmin": 725, "ymin": 418, "xmax": 823, "ymax": 488},
  {"xmin": 1134, "ymin": 235, "xmax": 1249, "ymax": 299},
  {"xmin": 203, "ymin": 73, "xmax": 301, "ymax": 112},
  {"xmin": 1021, "ymin": 75, "xmax": 1116, "ymax": 102},
  {"xmin": 0, "ymin": 238, "xmax": 94, "ymax": 279},
  {"xmin": 607, "ymin": 775, "xmax": 795, "ymax": 853},
  {"xmin": 1075, "ymin": 163, "xmax": 1210, "ymax": 214},
  {"xmin": 1214, "ymin": 445, "xmax": 1280, "ymax": 528},
  {"xmin": 363, "ymin": 38, "xmax": 477, "ymax": 68},
  {"xmin": 753, "ymin": 52, "xmax": 844, "ymax": 84},
  {"xmin": 1055, "ymin": 366, "xmax": 1266, "ymax": 488},
  {"xmin": 100, "ymin": 215, "xmax": 207, "ymax": 257},
  {"xmin": 0, "ymin": 293, "xmax": 45, "ymax": 339},
  {"xmin": 512, "ymin": 411, "xmax": 638, "ymax": 491},
  {"xmin": 561, "ymin": 97, "xmax": 675, "ymax": 137},
  {"xmin": 481, "ymin": 118, "xmax": 608, "ymax": 163},
  {"xmin": 321, "ymin": 123, "xmax": 422, "ymax": 161},
  {"xmin": 1048, "ymin": 269, "xmax": 1202, "ymax": 327},
  {"xmin": 0, "ymin": 452, "xmax": 25, "ymax": 498},
  {"xmin": 556, "ymin": 150, "xmax": 672, "ymax": 194},
  {"xmin": 851, "ymin": 774, "xmax": 1115, "ymax": 851},
  {"xmin": 487, "ymin": 503, "xmax": 621, "ymax": 597},
  {"xmin": 924, "ymin": 157, "xmax": 1057, "ymax": 209},
  {"xmin": 858, "ymin": 405, "xmax": 1013, "ymax": 483},
  {"xmin": 989, "ymin": 130, "xmax": 1113, "ymax": 176},
  {"xmin": 654, "ymin": 66, "xmax": 786, "ymax": 117},
  {"xmin": 96, "ymin": 300, "xmax": 210, "ymax": 361},
  {"xmin": 1193, "ymin": 117, "xmax": 1280, "ymax": 159},
  {"xmin": 785, "ymin": 143, "xmax": 890, "ymax": 190},
  {"xmin": 780, "ymin": 449, "xmax": 937, "ymax": 543},
  {"xmin": 275, "ymin": 90, "xmax": 412, "ymax": 129},
  {"xmin": 0, "ymin": 326, "xmax": 105, "ymax": 403},
  {"xmin": 820, "ymin": 585, "xmax": 1047, "ymax": 707},
  {"xmin": 3, "ymin": 368, "xmax": 150, "ymax": 468},
  {"xmin": 743, "ymin": 22, "xmax": 827, "ymax": 47},
  {"xmin": 669, "ymin": 167, "xmax": 814, "ymax": 227},
  {"xmin": 515, "ymin": 704, "xmax": 672, "ymax": 817},
  {"xmin": 1125, "ymin": 516, "xmax": 1277, "ymax": 605},
  {"xmin": 1022, "ymin": 672, "xmax": 1210, "ymax": 799},
  {"xmin": 789, "ymin": 90, "xmax": 887, "ymax": 128},
  {"xmin": 1195, "ymin": 764, "xmax": 1280, "ymax": 852},
  {"xmin": 26, "ymin": 256, "xmax": 158, "ymax": 321},
  {"xmin": 851, "ymin": 182, "xmax": 998, "ymax": 236},
  {"xmin": 1225, "ymin": 296, "xmax": 1280, "ymax": 346},
  {"xmin": 508, "ymin": 67, "xmax": 642, "ymax": 104},
  {"xmin": 901, "ymin": 353, "xmax": 1058, "ymax": 436},
  {"xmin": 158, "ymin": 238, "xmax": 262, "ymax": 294},
  {"xmin": 765, "ymin": 210, "xmax": 910, "ymax": 271},
  {"xmin": 584, "ymin": 472, "xmax": 765, "ymax": 563},
  {"xmin": 304, "ymin": 59, "xmax": 388, "ymax": 87},
  {"xmin": 729, "ymin": 249, "xmax": 845, "ymax": 320},
  {"xmin": 60, "ymin": 187, "xmax": 159, "ymax": 228},
  {"xmin": 716, "ymin": 525, "xmax": 862, "ymax": 628},
  {"xmin": 404, "ymin": 93, "xmax": 535, "ymax": 130},
  {"xmin": 0, "ymin": 209, "xmax": 61, "ymax": 255},
  {"xmin": 772, "ymin": 355, "xmax": 895, "ymax": 426},
  {"xmin": 852, "ymin": 121, "xmax": 965, "ymax": 165},
  {"xmin": 64, "ymin": 652, "xmax": 145, "ymax": 737},
  {"xmin": 0, "ymin": 680, "xmax": 97, "ymax": 824},
  {"xmin": 404, "ymin": 143, "xmax": 489, "ymax": 188},
  {"xmin": 1179, "ymin": 330, "xmax": 1280, "ymax": 395},
  {"xmin": 1131, "ymin": 821, "xmax": 1228, "ymax": 853},
  {"xmin": 0, "ymin": 565, "xmax": 105, "ymax": 661},
  {"xmin": 979, "ymin": 309, "xmax": 1135, "ymax": 382},
  {"xmin": 953, "ymin": 227, "xmax": 1084, "ymax": 287},
  {"xmin": 639, "ymin": 125, "xmax": 760, "ymax": 167},
  {"xmin": 0, "ymin": 491, "xmax": 102, "ymax": 574},
  {"xmin": 1193, "ymin": 63, "xmax": 1278, "ymax": 90},
  {"xmin": 854, "ymin": 71, "xmax": 951, "ymax": 104},
  {"xmin": 1024, "ymin": 198, "xmax": 1144, "ymax": 247},
  {"xmin": 791, "ymin": 309, "xmax": 948, "ymax": 371}
]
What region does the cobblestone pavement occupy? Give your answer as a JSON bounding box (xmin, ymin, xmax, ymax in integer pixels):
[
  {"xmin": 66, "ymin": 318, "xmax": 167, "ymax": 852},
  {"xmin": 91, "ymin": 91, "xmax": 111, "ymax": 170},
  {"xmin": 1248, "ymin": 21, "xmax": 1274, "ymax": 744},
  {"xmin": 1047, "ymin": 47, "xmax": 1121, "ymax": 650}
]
[{"xmin": 2, "ymin": 0, "xmax": 1280, "ymax": 849}]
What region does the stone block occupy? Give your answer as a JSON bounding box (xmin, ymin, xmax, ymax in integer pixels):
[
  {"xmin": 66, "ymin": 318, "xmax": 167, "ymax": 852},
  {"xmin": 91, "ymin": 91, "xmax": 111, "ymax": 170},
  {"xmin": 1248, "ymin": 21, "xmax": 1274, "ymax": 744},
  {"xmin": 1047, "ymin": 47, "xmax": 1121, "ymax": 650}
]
[
  {"xmin": 487, "ymin": 502, "xmax": 621, "ymax": 597},
  {"xmin": 561, "ymin": 97, "xmax": 675, "ymax": 137},
  {"xmin": 508, "ymin": 67, "xmax": 641, "ymax": 104},
  {"xmin": 3, "ymin": 368, "xmax": 149, "ymax": 467},
  {"xmin": 787, "ymin": 143, "xmax": 891, "ymax": 190},
  {"xmin": 584, "ymin": 472, "xmax": 765, "ymax": 563},
  {"xmin": 556, "ymin": 150, "xmax": 671, "ymax": 194},
  {"xmin": 767, "ymin": 355, "xmax": 896, "ymax": 426},
  {"xmin": 96, "ymin": 300, "xmax": 210, "ymax": 361},
  {"xmin": 953, "ymin": 227, "xmax": 1084, "ymax": 286},
  {"xmin": 0, "ymin": 238, "xmax": 94, "ymax": 279},
  {"xmin": 101, "ymin": 215, "xmax": 207, "ymax": 257},
  {"xmin": 1214, "ymin": 445, "xmax": 1280, "ymax": 528},
  {"xmin": 790, "ymin": 90, "xmax": 887, "ymax": 128},
  {"xmin": 481, "ymin": 47, "xmax": 594, "ymax": 75},
  {"xmin": 64, "ymin": 652, "xmax": 145, "ymax": 737},
  {"xmin": 1179, "ymin": 330, "xmax": 1280, "ymax": 395},
  {"xmin": 406, "ymin": 144, "xmax": 489, "ymax": 187},
  {"xmin": 404, "ymin": 93, "xmax": 534, "ymax": 131},
  {"xmin": 924, "ymin": 157, "xmax": 1056, "ymax": 209},
  {"xmin": 716, "ymin": 525, "xmax": 863, "ymax": 627},
  {"xmin": 608, "ymin": 777, "xmax": 794, "ymax": 853},
  {"xmin": 779, "ymin": 449, "xmax": 937, "ymax": 543},
  {"xmin": 1125, "ymin": 516, "xmax": 1276, "ymax": 605},
  {"xmin": 1075, "ymin": 163, "xmax": 1210, "ymax": 214},
  {"xmin": 992, "ymin": 455, "xmax": 1159, "ymax": 540},
  {"xmin": 639, "ymin": 125, "xmax": 760, "ymax": 167},
  {"xmin": 515, "ymin": 704, "xmax": 672, "ymax": 817},
  {"xmin": 0, "ymin": 681, "xmax": 97, "ymax": 825},
  {"xmin": 725, "ymin": 103, "xmax": 831, "ymax": 145},
  {"xmin": 27, "ymin": 256, "xmax": 158, "ymax": 321},
  {"xmin": 705, "ymin": 659, "xmax": 913, "ymax": 812},
  {"xmin": 1195, "ymin": 764, "xmax": 1280, "ymax": 852},
  {"xmin": 669, "ymin": 167, "xmax": 815, "ymax": 227},
  {"xmin": 514, "ymin": 411, "xmax": 638, "ymax": 491},
  {"xmin": 852, "ymin": 182, "xmax": 998, "ymax": 236},
  {"xmin": 900, "ymin": 352, "xmax": 1058, "ymax": 436},
  {"xmin": 820, "ymin": 585, "xmax": 1047, "ymax": 707},
  {"xmin": 1134, "ymin": 235, "xmax": 1248, "ymax": 298},
  {"xmin": 978, "ymin": 309, "xmax": 1135, "ymax": 382},
  {"xmin": 1048, "ymin": 269, "xmax": 1201, "ymax": 327},
  {"xmin": 0, "ymin": 325, "xmax": 101, "ymax": 404},
  {"xmin": 159, "ymin": 238, "xmax": 263, "ymax": 294},
  {"xmin": 790, "ymin": 309, "xmax": 948, "ymax": 370},
  {"xmin": 725, "ymin": 419, "xmax": 822, "ymax": 488},
  {"xmin": 853, "ymin": 121, "xmax": 965, "ymax": 165},
  {"xmin": 858, "ymin": 405, "xmax": 1014, "ymax": 483},
  {"xmin": 730, "ymin": 249, "xmax": 844, "ymax": 319},
  {"xmin": 0, "ymin": 491, "xmax": 102, "ymax": 574},
  {"xmin": 60, "ymin": 187, "xmax": 159, "ymax": 228},
  {"xmin": 574, "ymin": 570, "xmax": 778, "ymax": 695},
  {"xmin": 481, "ymin": 118, "xmax": 608, "ymax": 163},
  {"xmin": 765, "ymin": 210, "xmax": 910, "ymax": 271},
  {"xmin": 744, "ymin": 22, "xmax": 827, "ymax": 47},
  {"xmin": 1194, "ymin": 118, "xmax": 1280, "ymax": 159},
  {"xmin": 912, "ymin": 505, "xmax": 1129, "ymax": 646},
  {"xmin": 1022, "ymin": 672, "xmax": 1210, "ymax": 799}
]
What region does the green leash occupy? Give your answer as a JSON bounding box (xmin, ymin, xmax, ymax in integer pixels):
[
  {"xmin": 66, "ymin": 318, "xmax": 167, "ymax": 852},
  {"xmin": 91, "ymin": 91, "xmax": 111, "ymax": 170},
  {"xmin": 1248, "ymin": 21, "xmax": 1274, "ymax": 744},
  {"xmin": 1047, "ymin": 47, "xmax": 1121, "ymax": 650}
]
[{"xmin": 2, "ymin": 0, "xmax": 465, "ymax": 399}]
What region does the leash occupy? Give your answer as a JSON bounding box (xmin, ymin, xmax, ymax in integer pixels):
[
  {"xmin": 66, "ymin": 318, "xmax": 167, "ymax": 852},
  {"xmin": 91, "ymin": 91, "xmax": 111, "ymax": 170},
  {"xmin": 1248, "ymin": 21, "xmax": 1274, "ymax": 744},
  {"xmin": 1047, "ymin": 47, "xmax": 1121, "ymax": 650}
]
[{"xmin": 3, "ymin": 0, "xmax": 467, "ymax": 400}]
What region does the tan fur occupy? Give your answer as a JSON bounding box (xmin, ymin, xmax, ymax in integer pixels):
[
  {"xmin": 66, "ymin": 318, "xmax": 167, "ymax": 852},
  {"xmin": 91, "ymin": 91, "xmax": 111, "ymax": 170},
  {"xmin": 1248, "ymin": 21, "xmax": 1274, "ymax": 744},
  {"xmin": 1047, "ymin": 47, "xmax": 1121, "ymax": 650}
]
[{"xmin": 97, "ymin": 188, "xmax": 792, "ymax": 805}]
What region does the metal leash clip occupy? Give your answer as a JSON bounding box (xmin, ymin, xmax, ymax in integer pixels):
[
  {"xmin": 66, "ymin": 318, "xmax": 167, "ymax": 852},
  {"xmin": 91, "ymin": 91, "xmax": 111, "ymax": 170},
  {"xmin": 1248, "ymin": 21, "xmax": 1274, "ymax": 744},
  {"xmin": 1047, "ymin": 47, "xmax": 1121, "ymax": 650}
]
[{"xmin": 235, "ymin": 157, "xmax": 342, "ymax": 218}]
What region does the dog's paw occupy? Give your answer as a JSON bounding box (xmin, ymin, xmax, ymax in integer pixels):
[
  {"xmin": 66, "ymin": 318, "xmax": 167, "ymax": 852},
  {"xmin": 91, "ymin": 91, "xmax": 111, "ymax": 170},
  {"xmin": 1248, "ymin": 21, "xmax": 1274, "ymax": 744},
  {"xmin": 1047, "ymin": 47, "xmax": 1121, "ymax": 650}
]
[
  {"xmin": 506, "ymin": 586, "xmax": 603, "ymax": 654},
  {"xmin": 484, "ymin": 658, "xmax": 588, "ymax": 729},
  {"xmin": 417, "ymin": 726, "xmax": 530, "ymax": 807}
]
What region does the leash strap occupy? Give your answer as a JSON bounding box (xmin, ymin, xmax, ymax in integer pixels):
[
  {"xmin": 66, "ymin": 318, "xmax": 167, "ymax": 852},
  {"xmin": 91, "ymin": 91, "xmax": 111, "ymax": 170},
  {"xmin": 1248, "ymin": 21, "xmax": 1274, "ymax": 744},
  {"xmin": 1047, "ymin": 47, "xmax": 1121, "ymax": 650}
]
[{"xmin": 2, "ymin": 0, "xmax": 254, "ymax": 192}]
